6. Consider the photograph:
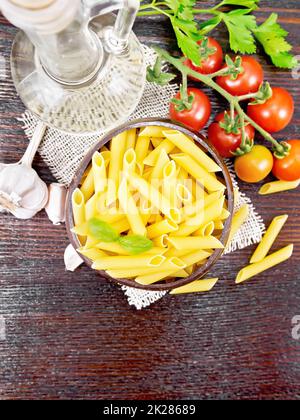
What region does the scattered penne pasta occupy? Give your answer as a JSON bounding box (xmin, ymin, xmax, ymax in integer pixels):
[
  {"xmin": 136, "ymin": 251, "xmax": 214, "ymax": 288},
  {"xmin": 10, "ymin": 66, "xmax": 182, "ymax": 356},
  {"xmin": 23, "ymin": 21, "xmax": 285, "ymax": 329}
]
[
  {"xmin": 170, "ymin": 278, "xmax": 219, "ymax": 295},
  {"xmin": 250, "ymin": 214, "xmax": 288, "ymax": 263},
  {"xmin": 259, "ymin": 179, "xmax": 300, "ymax": 195},
  {"xmin": 236, "ymin": 244, "xmax": 293, "ymax": 284}
]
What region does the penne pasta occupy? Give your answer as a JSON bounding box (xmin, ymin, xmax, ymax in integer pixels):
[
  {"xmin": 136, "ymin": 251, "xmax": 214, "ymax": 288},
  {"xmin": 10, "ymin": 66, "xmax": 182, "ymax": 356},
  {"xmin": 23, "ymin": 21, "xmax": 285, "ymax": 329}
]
[
  {"xmin": 152, "ymin": 234, "xmax": 169, "ymax": 248},
  {"xmin": 167, "ymin": 236, "xmax": 224, "ymax": 250},
  {"xmin": 139, "ymin": 126, "xmax": 167, "ymax": 138},
  {"xmin": 228, "ymin": 204, "xmax": 249, "ymax": 244},
  {"xmin": 176, "ymin": 183, "xmax": 193, "ymax": 204},
  {"xmin": 181, "ymin": 190, "xmax": 222, "ymax": 219},
  {"xmin": 193, "ymin": 221, "xmax": 215, "ymax": 237},
  {"xmin": 171, "ymin": 154, "xmax": 225, "ymax": 192},
  {"xmin": 150, "ymin": 149, "xmax": 170, "ymax": 181},
  {"xmin": 147, "ymin": 219, "xmax": 178, "ymax": 239},
  {"xmin": 118, "ymin": 179, "xmax": 147, "ymax": 236},
  {"xmin": 72, "ymin": 188, "xmax": 86, "ymax": 226},
  {"xmin": 181, "ymin": 249, "xmax": 212, "ymax": 266},
  {"xmin": 135, "ymin": 136, "xmax": 151, "ymax": 173},
  {"xmin": 214, "ymin": 220, "xmax": 224, "ymax": 231},
  {"xmin": 163, "ymin": 160, "xmax": 177, "ymax": 206},
  {"xmin": 151, "ymin": 137, "xmax": 163, "ymax": 148},
  {"xmin": 92, "ymin": 254, "xmax": 166, "ymax": 270},
  {"xmin": 143, "ymin": 139, "xmax": 175, "ymax": 166},
  {"xmin": 77, "ymin": 247, "xmax": 107, "ymax": 261},
  {"xmin": 250, "ymin": 214, "xmax": 288, "ymax": 264},
  {"xmin": 111, "ymin": 218, "xmax": 131, "ymax": 234},
  {"xmin": 123, "ymin": 148, "xmax": 137, "ymax": 174},
  {"xmin": 80, "ymin": 168, "xmax": 94, "ymax": 201},
  {"xmin": 219, "ymin": 208, "xmax": 231, "ymax": 220},
  {"xmin": 127, "ymin": 173, "xmax": 181, "ymax": 224},
  {"xmin": 135, "ymin": 257, "xmax": 187, "ymax": 285},
  {"xmin": 163, "ymin": 130, "xmax": 221, "ymax": 172},
  {"xmin": 165, "ymin": 248, "xmax": 195, "ymax": 258},
  {"xmin": 92, "ymin": 152, "xmax": 107, "ymax": 194},
  {"xmin": 85, "ymin": 192, "xmax": 101, "ymax": 221},
  {"xmin": 170, "ymin": 278, "xmax": 219, "ymax": 295},
  {"xmin": 106, "ymin": 131, "xmax": 127, "ymax": 206},
  {"xmin": 259, "ymin": 179, "xmax": 300, "ymax": 195},
  {"xmin": 126, "ymin": 128, "xmax": 137, "ymax": 151},
  {"xmin": 236, "ymin": 244, "xmax": 294, "ymax": 284},
  {"xmin": 173, "ymin": 197, "xmax": 225, "ymax": 237},
  {"xmin": 84, "ymin": 236, "xmax": 99, "ymax": 249}
]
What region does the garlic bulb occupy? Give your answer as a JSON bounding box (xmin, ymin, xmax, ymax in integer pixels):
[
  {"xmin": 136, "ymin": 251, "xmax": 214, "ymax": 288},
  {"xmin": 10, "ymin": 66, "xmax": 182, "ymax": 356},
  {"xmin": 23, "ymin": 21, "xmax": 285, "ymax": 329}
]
[{"xmin": 0, "ymin": 122, "xmax": 49, "ymax": 219}]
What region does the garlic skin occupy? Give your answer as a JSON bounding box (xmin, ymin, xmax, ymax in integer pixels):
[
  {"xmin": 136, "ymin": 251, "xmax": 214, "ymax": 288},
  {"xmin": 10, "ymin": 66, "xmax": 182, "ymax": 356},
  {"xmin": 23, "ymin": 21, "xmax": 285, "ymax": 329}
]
[
  {"xmin": 64, "ymin": 244, "xmax": 84, "ymax": 272},
  {"xmin": 45, "ymin": 183, "xmax": 67, "ymax": 225},
  {"xmin": 0, "ymin": 164, "xmax": 48, "ymax": 219}
]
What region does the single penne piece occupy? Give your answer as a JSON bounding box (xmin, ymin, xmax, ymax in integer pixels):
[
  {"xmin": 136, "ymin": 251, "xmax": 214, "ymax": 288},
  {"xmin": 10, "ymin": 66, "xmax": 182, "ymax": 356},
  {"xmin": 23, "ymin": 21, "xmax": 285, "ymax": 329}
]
[
  {"xmin": 173, "ymin": 197, "xmax": 225, "ymax": 237},
  {"xmin": 143, "ymin": 139, "xmax": 175, "ymax": 166},
  {"xmin": 92, "ymin": 254, "xmax": 165, "ymax": 270},
  {"xmin": 106, "ymin": 131, "xmax": 127, "ymax": 206},
  {"xmin": 112, "ymin": 218, "xmax": 131, "ymax": 234},
  {"xmin": 163, "ymin": 160, "xmax": 178, "ymax": 206},
  {"xmin": 193, "ymin": 221, "xmax": 215, "ymax": 237},
  {"xmin": 228, "ymin": 204, "xmax": 249, "ymax": 244},
  {"xmin": 233, "ymin": 188, "xmax": 240, "ymax": 207},
  {"xmin": 181, "ymin": 249, "xmax": 212, "ymax": 267},
  {"xmin": 163, "ymin": 130, "xmax": 221, "ymax": 172},
  {"xmin": 126, "ymin": 128, "xmax": 137, "ymax": 151},
  {"xmin": 92, "ymin": 152, "xmax": 107, "ymax": 194},
  {"xmin": 259, "ymin": 179, "xmax": 300, "ymax": 195},
  {"xmin": 152, "ymin": 234, "xmax": 169, "ymax": 248},
  {"xmin": 135, "ymin": 257, "xmax": 187, "ymax": 285},
  {"xmin": 150, "ymin": 149, "xmax": 169, "ymax": 181},
  {"xmin": 171, "ymin": 154, "xmax": 225, "ymax": 192},
  {"xmin": 95, "ymin": 212, "xmax": 124, "ymax": 225},
  {"xmin": 170, "ymin": 278, "xmax": 219, "ymax": 295},
  {"xmin": 176, "ymin": 183, "xmax": 193, "ymax": 205},
  {"xmin": 177, "ymin": 167, "xmax": 189, "ymax": 181},
  {"xmin": 135, "ymin": 136, "xmax": 151, "ymax": 173},
  {"xmin": 84, "ymin": 235, "xmax": 99, "ymax": 249},
  {"xmin": 107, "ymin": 257, "xmax": 186, "ymax": 279},
  {"xmin": 236, "ymin": 244, "xmax": 294, "ymax": 284},
  {"xmin": 181, "ymin": 191, "xmax": 222, "ymax": 219},
  {"xmin": 80, "ymin": 168, "xmax": 94, "ymax": 201},
  {"xmin": 139, "ymin": 126, "xmax": 167, "ymax": 138},
  {"xmin": 123, "ymin": 148, "xmax": 137, "ymax": 174},
  {"xmin": 250, "ymin": 214, "xmax": 288, "ymax": 264},
  {"xmin": 214, "ymin": 220, "xmax": 224, "ymax": 230},
  {"xmin": 77, "ymin": 247, "xmax": 107, "ymax": 261},
  {"xmin": 185, "ymin": 264, "xmax": 195, "ymax": 275},
  {"xmin": 147, "ymin": 218, "xmax": 178, "ymax": 239},
  {"xmin": 155, "ymin": 214, "xmax": 164, "ymax": 223},
  {"xmin": 219, "ymin": 208, "xmax": 231, "ymax": 220},
  {"xmin": 168, "ymin": 236, "xmax": 224, "ymax": 250},
  {"xmin": 127, "ymin": 173, "xmax": 181, "ymax": 224},
  {"xmin": 165, "ymin": 248, "xmax": 195, "ymax": 258},
  {"xmin": 72, "ymin": 188, "xmax": 86, "ymax": 226},
  {"xmin": 72, "ymin": 222, "xmax": 89, "ymax": 236},
  {"xmin": 85, "ymin": 192, "xmax": 102, "ymax": 221},
  {"xmin": 118, "ymin": 179, "xmax": 147, "ymax": 237},
  {"xmin": 96, "ymin": 242, "xmax": 166, "ymax": 256}
]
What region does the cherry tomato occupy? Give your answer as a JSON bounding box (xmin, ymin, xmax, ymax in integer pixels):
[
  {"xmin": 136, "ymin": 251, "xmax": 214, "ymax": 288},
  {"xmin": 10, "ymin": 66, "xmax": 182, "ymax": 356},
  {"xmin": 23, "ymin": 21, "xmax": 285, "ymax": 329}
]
[
  {"xmin": 208, "ymin": 111, "xmax": 255, "ymax": 157},
  {"xmin": 234, "ymin": 145, "xmax": 274, "ymax": 183},
  {"xmin": 247, "ymin": 87, "xmax": 294, "ymax": 133},
  {"xmin": 216, "ymin": 56, "xmax": 264, "ymax": 96},
  {"xmin": 273, "ymin": 140, "xmax": 300, "ymax": 181},
  {"xmin": 184, "ymin": 37, "xmax": 224, "ymax": 78},
  {"xmin": 170, "ymin": 88, "xmax": 211, "ymax": 131}
]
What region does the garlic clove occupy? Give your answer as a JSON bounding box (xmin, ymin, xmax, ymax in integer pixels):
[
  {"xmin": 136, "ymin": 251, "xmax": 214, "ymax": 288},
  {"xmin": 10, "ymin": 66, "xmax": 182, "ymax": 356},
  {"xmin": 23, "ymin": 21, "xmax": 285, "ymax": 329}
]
[
  {"xmin": 64, "ymin": 244, "xmax": 84, "ymax": 272},
  {"xmin": 21, "ymin": 173, "xmax": 48, "ymax": 211},
  {"xmin": 45, "ymin": 183, "xmax": 67, "ymax": 225}
]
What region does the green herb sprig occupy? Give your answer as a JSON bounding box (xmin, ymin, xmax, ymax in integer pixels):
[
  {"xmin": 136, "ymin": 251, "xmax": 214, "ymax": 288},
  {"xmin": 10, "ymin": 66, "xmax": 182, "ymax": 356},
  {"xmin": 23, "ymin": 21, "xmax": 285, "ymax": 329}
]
[
  {"xmin": 88, "ymin": 218, "xmax": 153, "ymax": 255},
  {"xmin": 139, "ymin": 0, "xmax": 297, "ymax": 69}
]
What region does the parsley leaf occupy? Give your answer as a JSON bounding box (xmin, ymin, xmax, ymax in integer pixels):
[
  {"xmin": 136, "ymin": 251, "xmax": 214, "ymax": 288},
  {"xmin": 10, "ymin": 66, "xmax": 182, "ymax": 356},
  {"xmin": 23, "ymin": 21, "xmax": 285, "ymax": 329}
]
[
  {"xmin": 252, "ymin": 13, "xmax": 297, "ymax": 69},
  {"xmin": 222, "ymin": 9, "xmax": 257, "ymax": 54},
  {"xmin": 171, "ymin": 17, "xmax": 202, "ymax": 65},
  {"xmin": 217, "ymin": 0, "xmax": 260, "ymax": 10}
]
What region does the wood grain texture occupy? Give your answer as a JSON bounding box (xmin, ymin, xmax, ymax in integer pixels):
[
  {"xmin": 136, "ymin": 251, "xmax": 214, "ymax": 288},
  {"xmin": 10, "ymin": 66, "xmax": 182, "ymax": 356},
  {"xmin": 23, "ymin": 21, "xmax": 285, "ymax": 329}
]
[{"xmin": 0, "ymin": 1, "xmax": 299, "ymax": 400}]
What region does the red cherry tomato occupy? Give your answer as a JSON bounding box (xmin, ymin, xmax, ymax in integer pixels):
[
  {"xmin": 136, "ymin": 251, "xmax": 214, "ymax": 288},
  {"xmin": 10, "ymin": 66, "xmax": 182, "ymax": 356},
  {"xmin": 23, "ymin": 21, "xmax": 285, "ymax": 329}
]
[
  {"xmin": 170, "ymin": 88, "xmax": 211, "ymax": 131},
  {"xmin": 273, "ymin": 140, "xmax": 300, "ymax": 181},
  {"xmin": 208, "ymin": 111, "xmax": 255, "ymax": 158},
  {"xmin": 247, "ymin": 87, "xmax": 294, "ymax": 133},
  {"xmin": 216, "ymin": 56, "xmax": 264, "ymax": 96},
  {"xmin": 184, "ymin": 37, "xmax": 224, "ymax": 78},
  {"xmin": 234, "ymin": 145, "xmax": 274, "ymax": 183}
]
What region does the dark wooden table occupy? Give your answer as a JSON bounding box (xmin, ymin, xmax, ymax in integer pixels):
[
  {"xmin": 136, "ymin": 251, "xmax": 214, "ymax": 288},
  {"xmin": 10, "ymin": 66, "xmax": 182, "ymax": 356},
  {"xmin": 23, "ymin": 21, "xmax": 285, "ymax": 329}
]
[{"xmin": 0, "ymin": 1, "xmax": 299, "ymax": 400}]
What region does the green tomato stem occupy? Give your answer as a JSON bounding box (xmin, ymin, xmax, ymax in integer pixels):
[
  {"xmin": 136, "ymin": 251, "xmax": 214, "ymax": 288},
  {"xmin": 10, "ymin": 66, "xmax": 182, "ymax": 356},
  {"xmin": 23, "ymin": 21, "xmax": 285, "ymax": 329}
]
[{"xmin": 154, "ymin": 47, "xmax": 284, "ymax": 153}]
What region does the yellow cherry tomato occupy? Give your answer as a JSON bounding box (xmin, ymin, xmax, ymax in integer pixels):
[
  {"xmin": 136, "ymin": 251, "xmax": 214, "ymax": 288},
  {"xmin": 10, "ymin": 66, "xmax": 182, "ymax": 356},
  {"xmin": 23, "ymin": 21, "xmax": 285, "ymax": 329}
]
[{"xmin": 234, "ymin": 145, "xmax": 274, "ymax": 183}]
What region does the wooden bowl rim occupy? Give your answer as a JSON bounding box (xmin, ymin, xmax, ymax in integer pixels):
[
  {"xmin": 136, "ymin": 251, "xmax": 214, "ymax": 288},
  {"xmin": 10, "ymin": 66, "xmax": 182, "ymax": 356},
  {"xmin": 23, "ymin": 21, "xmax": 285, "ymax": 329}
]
[{"xmin": 66, "ymin": 118, "xmax": 234, "ymax": 291}]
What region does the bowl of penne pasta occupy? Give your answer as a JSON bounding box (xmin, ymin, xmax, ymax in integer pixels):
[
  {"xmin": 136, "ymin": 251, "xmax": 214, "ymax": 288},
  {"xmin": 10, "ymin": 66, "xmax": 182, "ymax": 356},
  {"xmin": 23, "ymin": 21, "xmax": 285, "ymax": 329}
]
[{"xmin": 66, "ymin": 119, "xmax": 234, "ymax": 291}]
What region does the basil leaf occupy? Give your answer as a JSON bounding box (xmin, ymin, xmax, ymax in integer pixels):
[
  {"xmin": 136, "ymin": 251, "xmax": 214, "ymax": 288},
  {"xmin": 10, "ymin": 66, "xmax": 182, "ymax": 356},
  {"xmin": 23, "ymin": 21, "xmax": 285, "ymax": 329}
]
[
  {"xmin": 88, "ymin": 218, "xmax": 119, "ymax": 242},
  {"xmin": 119, "ymin": 235, "xmax": 153, "ymax": 255}
]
